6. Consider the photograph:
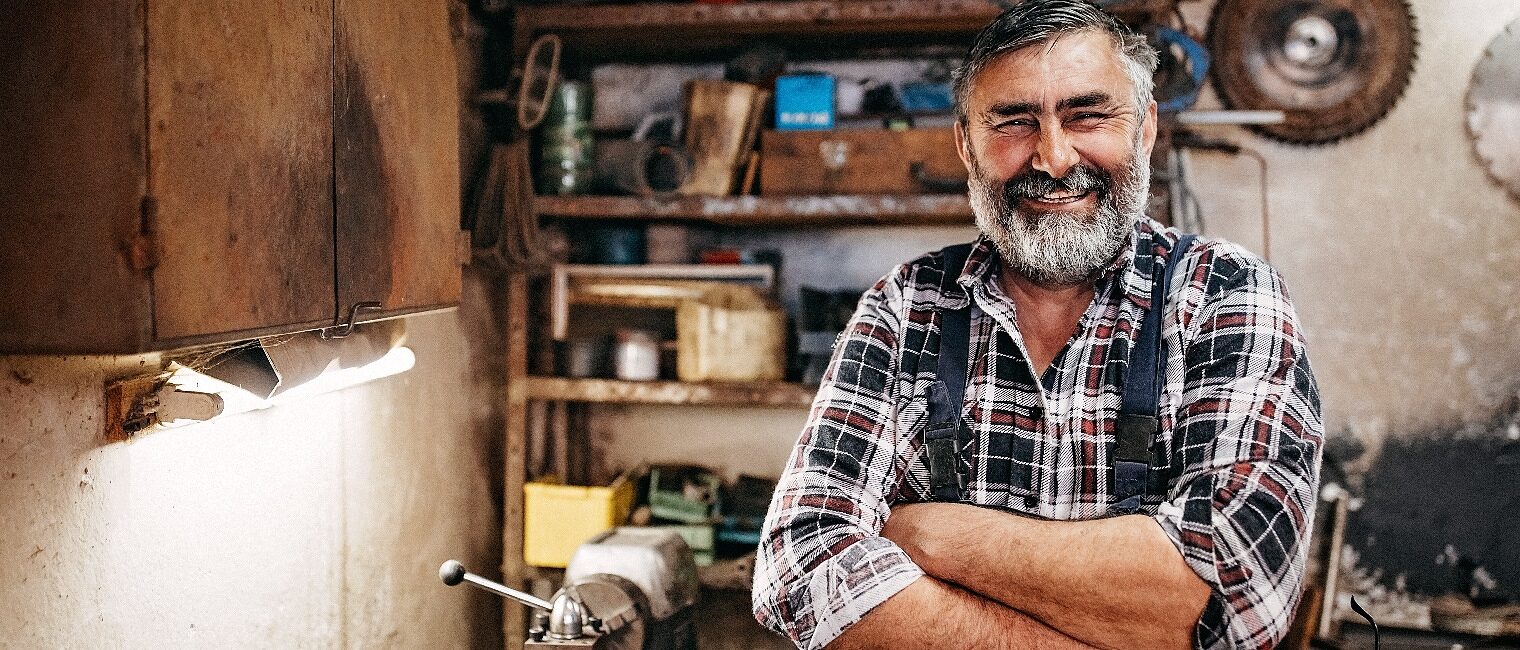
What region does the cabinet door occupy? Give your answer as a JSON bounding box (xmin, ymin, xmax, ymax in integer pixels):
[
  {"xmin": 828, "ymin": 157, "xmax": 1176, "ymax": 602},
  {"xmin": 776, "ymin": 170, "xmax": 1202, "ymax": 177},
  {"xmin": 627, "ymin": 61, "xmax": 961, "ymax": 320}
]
[
  {"xmin": 147, "ymin": 0, "xmax": 336, "ymax": 342},
  {"xmin": 334, "ymin": 0, "xmax": 462, "ymax": 321},
  {"xmin": 0, "ymin": 1, "xmax": 152, "ymax": 353}
]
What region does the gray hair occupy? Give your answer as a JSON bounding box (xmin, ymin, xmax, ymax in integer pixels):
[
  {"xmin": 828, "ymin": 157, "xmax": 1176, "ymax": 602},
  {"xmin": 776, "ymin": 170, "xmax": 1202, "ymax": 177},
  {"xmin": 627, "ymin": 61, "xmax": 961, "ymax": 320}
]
[{"xmin": 952, "ymin": 0, "xmax": 1159, "ymax": 125}]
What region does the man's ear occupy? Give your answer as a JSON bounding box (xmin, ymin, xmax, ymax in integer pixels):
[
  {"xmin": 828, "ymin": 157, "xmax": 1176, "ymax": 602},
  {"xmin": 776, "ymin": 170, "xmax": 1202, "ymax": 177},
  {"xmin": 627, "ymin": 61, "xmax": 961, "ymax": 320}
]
[
  {"xmin": 954, "ymin": 120, "xmax": 973, "ymax": 173},
  {"xmin": 1140, "ymin": 100, "xmax": 1158, "ymax": 158}
]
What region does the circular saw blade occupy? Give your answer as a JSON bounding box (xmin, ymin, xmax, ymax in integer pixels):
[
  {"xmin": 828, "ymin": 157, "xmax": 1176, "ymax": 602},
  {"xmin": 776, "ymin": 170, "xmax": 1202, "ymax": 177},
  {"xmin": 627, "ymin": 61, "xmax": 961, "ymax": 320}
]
[
  {"xmin": 1208, "ymin": 0, "xmax": 1418, "ymax": 145},
  {"xmin": 1468, "ymin": 18, "xmax": 1520, "ymax": 203}
]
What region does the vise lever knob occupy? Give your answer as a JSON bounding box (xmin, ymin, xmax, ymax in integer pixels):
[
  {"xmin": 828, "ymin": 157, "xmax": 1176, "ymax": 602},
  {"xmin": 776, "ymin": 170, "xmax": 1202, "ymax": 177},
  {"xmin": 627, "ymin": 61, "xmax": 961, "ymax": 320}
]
[{"xmin": 438, "ymin": 560, "xmax": 554, "ymax": 612}]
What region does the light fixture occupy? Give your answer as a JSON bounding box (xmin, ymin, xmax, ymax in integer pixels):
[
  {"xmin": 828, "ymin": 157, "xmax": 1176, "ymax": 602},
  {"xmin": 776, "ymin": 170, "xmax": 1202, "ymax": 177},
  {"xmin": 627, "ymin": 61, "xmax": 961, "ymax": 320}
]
[{"xmin": 105, "ymin": 320, "xmax": 415, "ymax": 440}]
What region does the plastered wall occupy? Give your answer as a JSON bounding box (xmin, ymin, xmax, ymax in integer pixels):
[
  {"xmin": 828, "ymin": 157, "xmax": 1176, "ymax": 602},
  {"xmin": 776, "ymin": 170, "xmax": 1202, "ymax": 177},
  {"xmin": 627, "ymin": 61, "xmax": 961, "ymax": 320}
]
[{"xmin": 0, "ymin": 302, "xmax": 505, "ymax": 649}]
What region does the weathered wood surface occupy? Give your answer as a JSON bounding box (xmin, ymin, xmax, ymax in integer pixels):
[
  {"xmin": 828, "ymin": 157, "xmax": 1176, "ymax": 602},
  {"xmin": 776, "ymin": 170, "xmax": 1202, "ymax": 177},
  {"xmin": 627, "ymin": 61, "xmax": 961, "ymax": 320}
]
[
  {"xmin": 336, "ymin": 0, "xmax": 463, "ymax": 323},
  {"xmin": 516, "ymin": 0, "xmax": 1166, "ymax": 58},
  {"xmin": 525, "ymin": 376, "xmax": 816, "ymax": 408},
  {"xmin": 760, "ymin": 127, "xmax": 966, "ymax": 196},
  {"xmin": 148, "ymin": 0, "xmax": 335, "ymax": 341},
  {"xmin": 0, "ymin": 1, "xmax": 152, "ymax": 352},
  {"xmin": 535, "ymin": 194, "xmax": 974, "ymax": 226},
  {"xmin": 521, "ymin": 0, "xmax": 1002, "ymax": 37},
  {"xmin": 503, "ymin": 273, "xmax": 530, "ymax": 647}
]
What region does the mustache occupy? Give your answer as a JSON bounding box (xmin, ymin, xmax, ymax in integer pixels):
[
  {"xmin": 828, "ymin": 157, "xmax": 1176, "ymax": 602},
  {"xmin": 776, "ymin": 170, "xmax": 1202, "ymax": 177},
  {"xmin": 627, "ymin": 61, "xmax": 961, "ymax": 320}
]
[{"xmin": 1002, "ymin": 164, "xmax": 1112, "ymax": 202}]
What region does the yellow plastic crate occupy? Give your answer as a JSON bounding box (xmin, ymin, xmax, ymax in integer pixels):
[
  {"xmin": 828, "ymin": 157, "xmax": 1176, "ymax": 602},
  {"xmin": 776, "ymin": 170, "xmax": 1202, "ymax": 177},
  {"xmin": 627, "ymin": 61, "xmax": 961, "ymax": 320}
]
[{"xmin": 523, "ymin": 472, "xmax": 636, "ymax": 568}]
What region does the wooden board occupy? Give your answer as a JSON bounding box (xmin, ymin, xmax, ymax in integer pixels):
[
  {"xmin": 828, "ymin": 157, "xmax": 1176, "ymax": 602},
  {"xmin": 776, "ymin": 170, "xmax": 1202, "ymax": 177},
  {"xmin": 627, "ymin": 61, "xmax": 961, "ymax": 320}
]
[
  {"xmin": 515, "ymin": 0, "xmax": 1168, "ymax": 60},
  {"xmin": 147, "ymin": 0, "xmax": 335, "ymax": 341},
  {"xmin": 0, "ymin": 1, "xmax": 153, "ymax": 352},
  {"xmin": 504, "ymin": 273, "xmax": 531, "ymax": 646},
  {"xmin": 525, "ymin": 376, "xmax": 816, "ymax": 408},
  {"xmin": 760, "ymin": 127, "xmax": 966, "ymax": 195},
  {"xmin": 335, "ymin": 0, "xmax": 463, "ymax": 323},
  {"xmin": 680, "ymin": 80, "xmax": 767, "ymax": 197},
  {"xmin": 535, "ymin": 194, "xmax": 975, "ymax": 226}
]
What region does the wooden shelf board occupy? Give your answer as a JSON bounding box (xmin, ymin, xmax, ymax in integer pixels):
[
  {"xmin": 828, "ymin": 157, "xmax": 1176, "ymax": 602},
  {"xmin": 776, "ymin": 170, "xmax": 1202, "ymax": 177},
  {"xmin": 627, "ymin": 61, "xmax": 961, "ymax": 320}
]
[
  {"xmin": 517, "ymin": 0, "xmax": 1167, "ymax": 58},
  {"xmin": 526, "ymin": 376, "xmax": 817, "ymax": 407},
  {"xmin": 519, "ymin": 1, "xmax": 997, "ymax": 35},
  {"xmin": 535, "ymin": 194, "xmax": 974, "ymax": 226}
]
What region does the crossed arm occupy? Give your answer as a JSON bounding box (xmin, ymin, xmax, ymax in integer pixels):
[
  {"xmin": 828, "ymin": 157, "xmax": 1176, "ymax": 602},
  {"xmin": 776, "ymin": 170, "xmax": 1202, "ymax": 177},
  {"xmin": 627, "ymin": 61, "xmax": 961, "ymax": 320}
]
[
  {"xmin": 830, "ymin": 506, "xmax": 1210, "ymax": 649},
  {"xmin": 753, "ymin": 256, "xmax": 1322, "ymax": 650}
]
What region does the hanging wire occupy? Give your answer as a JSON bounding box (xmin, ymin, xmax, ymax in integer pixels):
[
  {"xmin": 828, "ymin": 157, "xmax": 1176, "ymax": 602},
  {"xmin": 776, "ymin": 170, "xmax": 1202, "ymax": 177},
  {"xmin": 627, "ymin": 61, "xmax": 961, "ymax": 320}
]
[
  {"xmin": 1170, "ymin": 147, "xmax": 1208, "ymax": 235},
  {"xmin": 1236, "ymin": 146, "xmax": 1272, "ymax": 264}
]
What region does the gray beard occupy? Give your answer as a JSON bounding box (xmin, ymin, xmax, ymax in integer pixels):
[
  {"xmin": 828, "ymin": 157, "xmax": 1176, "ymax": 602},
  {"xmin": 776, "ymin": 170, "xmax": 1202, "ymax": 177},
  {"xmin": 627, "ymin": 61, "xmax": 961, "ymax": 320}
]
[{"xmin": 969, "ymin": 144, "xmax": 1150, "ymax": 287}]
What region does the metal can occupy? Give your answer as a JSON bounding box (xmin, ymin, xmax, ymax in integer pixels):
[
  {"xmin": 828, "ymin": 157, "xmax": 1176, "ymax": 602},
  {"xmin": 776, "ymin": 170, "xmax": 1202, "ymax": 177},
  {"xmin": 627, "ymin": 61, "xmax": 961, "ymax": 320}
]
[
  {"xmin": 614, "ymin": 329, "xmax": 660, "ymax": 382},
  {"xmin": 537, "ymin": 79, "xmax": 594, "ymax": 196}
]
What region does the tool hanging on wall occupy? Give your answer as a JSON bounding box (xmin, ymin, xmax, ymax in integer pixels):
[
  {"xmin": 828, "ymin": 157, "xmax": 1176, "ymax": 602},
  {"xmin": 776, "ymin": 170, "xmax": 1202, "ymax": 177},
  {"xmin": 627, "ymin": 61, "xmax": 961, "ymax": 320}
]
[
  {"xmin": 1152, "ymin": 25, "xmax": 1210, "ymax": 113},
  {"xmin": 1467, "ymin": 17, "xmax": 1520, "ymax": 203},
  {"xmin": 474, "ymin": 33, "xmax": 563, "ymax": 131},
  {"xmin": 468, "ymin": 141, "xmax": 562, "ymax": 271},
  {"xmin": 1207, "ymin": 0, "xmax": 1418, "ymax": 144}
]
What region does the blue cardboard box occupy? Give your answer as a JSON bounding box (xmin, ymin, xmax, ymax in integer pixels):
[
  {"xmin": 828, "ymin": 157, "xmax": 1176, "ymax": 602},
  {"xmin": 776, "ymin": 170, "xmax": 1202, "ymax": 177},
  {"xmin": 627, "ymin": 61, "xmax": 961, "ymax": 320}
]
[{"xmin": 774, "ymin": 74, "xmax": 835, "ymax": 131}]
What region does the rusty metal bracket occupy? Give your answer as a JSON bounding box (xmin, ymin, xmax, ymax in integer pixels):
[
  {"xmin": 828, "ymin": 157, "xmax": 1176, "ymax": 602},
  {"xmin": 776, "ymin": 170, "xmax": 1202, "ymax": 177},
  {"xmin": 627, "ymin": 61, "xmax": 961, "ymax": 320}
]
[{"xmin": 103, "ymin": 372, "xmax": 224, "ymax": 442}]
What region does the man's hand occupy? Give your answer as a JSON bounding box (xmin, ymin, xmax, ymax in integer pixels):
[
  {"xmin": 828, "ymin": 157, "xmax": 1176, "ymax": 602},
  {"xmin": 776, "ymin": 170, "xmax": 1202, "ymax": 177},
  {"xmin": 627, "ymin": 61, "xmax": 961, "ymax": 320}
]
[{"xmin": 880, "ymin": 502, "xmax": 1210, "ymax": 650}]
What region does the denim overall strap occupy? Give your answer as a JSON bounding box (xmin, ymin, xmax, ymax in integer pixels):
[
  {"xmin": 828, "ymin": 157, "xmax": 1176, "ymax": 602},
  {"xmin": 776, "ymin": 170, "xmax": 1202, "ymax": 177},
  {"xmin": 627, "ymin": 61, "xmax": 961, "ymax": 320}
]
[
  {"xmin": 1113, "ymin": 234, "xmax": 1196, "ymax": 513},
  {"xmin": 925, "ymin": 243, "xmax": 974, "ymax": 502}
]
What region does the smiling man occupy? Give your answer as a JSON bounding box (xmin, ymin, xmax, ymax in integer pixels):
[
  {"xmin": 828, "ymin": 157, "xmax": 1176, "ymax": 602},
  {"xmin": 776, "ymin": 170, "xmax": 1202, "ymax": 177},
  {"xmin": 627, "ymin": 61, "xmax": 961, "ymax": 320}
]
[{"xmin": 751, "ymin": 1, "xmax": 1324, "ymax": 649}]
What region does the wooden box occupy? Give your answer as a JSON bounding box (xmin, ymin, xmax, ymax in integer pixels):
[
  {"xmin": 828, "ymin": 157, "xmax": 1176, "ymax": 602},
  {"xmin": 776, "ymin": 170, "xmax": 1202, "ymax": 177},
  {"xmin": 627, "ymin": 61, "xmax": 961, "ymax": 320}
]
[
  {"xmin": 759, "ymin": 127, "xmax": 967, "ymax": 195},
  {"xmin": 675, "ymin": 285, "xmax": 786, "ymax": 383}
]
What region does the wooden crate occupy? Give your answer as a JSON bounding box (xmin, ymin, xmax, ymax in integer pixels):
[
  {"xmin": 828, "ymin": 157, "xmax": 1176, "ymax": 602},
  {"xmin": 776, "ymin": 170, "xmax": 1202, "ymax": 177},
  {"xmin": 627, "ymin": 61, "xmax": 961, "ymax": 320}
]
[
  {"xmin": 759, "ymin": 127, "xmax": 967, "ymax": 195},
  {"xmin": 675, "ymin": 286, "xmax": 786, "ymax": 382}
]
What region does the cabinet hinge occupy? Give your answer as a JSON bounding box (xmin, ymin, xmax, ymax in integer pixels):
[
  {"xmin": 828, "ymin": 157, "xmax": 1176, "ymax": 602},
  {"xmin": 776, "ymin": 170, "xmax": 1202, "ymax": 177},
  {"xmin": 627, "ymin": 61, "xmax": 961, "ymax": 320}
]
[{"xmin": 129, "ymin": 195, "xmax": 160, "ymax": 273}]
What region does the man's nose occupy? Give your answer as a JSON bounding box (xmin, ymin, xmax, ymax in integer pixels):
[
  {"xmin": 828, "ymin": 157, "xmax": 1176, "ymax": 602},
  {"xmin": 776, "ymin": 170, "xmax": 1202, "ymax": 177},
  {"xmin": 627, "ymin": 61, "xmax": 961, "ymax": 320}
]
[{"xmin": 1031, "ymin": 124, "xmax": 1079, "ymax": 179}]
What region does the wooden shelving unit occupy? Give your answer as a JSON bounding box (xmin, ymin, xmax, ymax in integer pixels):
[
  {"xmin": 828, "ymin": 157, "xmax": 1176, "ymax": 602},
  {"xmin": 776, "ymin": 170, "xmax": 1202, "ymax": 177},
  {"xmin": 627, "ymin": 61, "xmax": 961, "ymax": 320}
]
[
  {"xmin": 500, "ymin": 2, "xmax": 1178, "ymax": 644},
  {"xmin": 525, "ymin": 376, "xmax": 816, "ymax": 408},
  {"xmin": 534, "ymin": 194, "xmax": 973, "ymax": 226}
]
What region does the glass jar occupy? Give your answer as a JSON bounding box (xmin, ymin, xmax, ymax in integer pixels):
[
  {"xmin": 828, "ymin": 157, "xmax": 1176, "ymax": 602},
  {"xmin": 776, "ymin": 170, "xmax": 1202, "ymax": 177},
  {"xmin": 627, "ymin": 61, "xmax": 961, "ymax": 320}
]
[{"xmin": 537, "ymin": 79, "xmax": 594, "ymax": 196}]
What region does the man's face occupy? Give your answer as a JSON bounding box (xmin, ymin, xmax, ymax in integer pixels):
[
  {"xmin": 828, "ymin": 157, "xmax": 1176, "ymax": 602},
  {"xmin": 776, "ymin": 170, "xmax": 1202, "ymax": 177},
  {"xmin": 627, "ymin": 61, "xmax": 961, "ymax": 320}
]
[{"xmin": 955, "ymin": 30, "xmax": 1158, "ymax": 286}]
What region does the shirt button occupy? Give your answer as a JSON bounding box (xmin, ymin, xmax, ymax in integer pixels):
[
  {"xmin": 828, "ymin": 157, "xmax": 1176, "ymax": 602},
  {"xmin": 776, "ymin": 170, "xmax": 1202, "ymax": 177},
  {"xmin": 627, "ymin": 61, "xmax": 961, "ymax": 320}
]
[
  {"xmin": 1030, "ymin": 405, "xmax": 1044, "ymax": 419},
  {"xmin": 1023, "ymin": 495, "xmax": 1038, "ymax": 508}
]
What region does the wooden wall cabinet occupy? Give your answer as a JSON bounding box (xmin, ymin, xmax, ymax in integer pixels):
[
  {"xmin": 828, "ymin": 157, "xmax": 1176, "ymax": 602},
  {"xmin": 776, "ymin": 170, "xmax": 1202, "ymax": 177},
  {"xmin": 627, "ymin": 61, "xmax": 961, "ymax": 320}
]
[{"xmin": 0, "ymin": 0, "xmax": 463, "ymax": 354}]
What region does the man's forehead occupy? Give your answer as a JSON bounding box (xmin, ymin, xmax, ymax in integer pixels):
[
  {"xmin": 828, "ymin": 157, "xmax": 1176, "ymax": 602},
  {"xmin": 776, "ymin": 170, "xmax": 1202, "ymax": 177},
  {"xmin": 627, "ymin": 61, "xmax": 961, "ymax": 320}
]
[{"xmin": 967, "ymin": 31, "xmax": 1133, "ymax": 109}]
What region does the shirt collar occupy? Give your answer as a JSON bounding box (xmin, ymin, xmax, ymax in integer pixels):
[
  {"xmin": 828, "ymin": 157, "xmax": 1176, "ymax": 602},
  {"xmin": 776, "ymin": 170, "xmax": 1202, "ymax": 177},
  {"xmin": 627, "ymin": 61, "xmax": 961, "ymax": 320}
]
[{"xmin": 958, "ymin": 218, "xmax": 1175, "ymax": 311}]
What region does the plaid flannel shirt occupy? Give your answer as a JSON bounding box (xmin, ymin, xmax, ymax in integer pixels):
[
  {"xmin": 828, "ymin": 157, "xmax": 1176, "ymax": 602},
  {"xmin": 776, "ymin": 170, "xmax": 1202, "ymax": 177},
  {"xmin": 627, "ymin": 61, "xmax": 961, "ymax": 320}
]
[{"xmin": 752, "ymin": 219, "xmax": 1323, "ymax": 649}]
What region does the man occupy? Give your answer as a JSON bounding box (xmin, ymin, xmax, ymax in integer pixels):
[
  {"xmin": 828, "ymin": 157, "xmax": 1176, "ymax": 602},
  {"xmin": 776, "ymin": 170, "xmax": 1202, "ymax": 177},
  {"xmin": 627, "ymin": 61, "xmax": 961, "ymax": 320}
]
[{"xmin": 751, "ymin": 2, "xmax": 1323, "ymax": 649}]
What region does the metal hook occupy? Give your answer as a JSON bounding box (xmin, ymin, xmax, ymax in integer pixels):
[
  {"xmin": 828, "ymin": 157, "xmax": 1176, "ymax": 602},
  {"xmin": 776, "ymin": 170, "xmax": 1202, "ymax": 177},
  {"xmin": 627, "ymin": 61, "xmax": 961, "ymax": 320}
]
[
  {"xmin": 1350, "ymin": 596, "xmax": 1379, "ymax": 650},
  {"xmin": 321, "ymin": 301, "xmax": 383, "ymax": 340}
]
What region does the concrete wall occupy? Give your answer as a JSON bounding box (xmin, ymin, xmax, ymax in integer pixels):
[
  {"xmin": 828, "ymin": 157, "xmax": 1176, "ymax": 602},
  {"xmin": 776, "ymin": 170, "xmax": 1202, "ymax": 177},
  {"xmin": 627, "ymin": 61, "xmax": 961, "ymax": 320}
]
[{"xmin": 0, "ymin": 303, "xmax": 504, "ymax": 649}]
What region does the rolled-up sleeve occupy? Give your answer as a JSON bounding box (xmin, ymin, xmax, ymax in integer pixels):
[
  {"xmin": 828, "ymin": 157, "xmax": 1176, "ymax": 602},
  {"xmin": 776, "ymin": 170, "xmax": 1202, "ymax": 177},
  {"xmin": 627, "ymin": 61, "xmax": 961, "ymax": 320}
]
[
  {"xmin": 1159, "ymin": 261, "xmax": 1324, "ymax": 650},
  {"xmin": 752, "ymin": 269, "xmax": 925, "ymax": 649}
]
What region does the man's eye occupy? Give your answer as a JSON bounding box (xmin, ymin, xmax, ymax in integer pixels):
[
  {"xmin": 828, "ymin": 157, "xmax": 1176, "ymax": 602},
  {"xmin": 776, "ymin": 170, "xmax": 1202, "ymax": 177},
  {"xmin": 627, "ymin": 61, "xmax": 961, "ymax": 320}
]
[
  {"xmin": 995, "ymin": 119, "xmax": 1035, "ymax": 131},
  {"xmin": 1069, "ymin": 112, "xmax": 1110, "ymax": 123}
]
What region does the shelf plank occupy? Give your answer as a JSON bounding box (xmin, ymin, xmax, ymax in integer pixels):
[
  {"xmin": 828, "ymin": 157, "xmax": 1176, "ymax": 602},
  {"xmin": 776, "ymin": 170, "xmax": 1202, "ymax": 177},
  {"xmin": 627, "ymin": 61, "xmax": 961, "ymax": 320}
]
[
  {"xmin": 526, "ymin": 376, "xmax": 817, "ymax": 407},
  {"xmin": 535, "ymin": 194, "xmax": 974, "ymax": 227},
  {"xmin": 517, "ymin": 0, "xmax": 1168, "ymax": 58},
  {"xmin": 519, "ymin": 1, "xmax": 999, "ymax": 36}
]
